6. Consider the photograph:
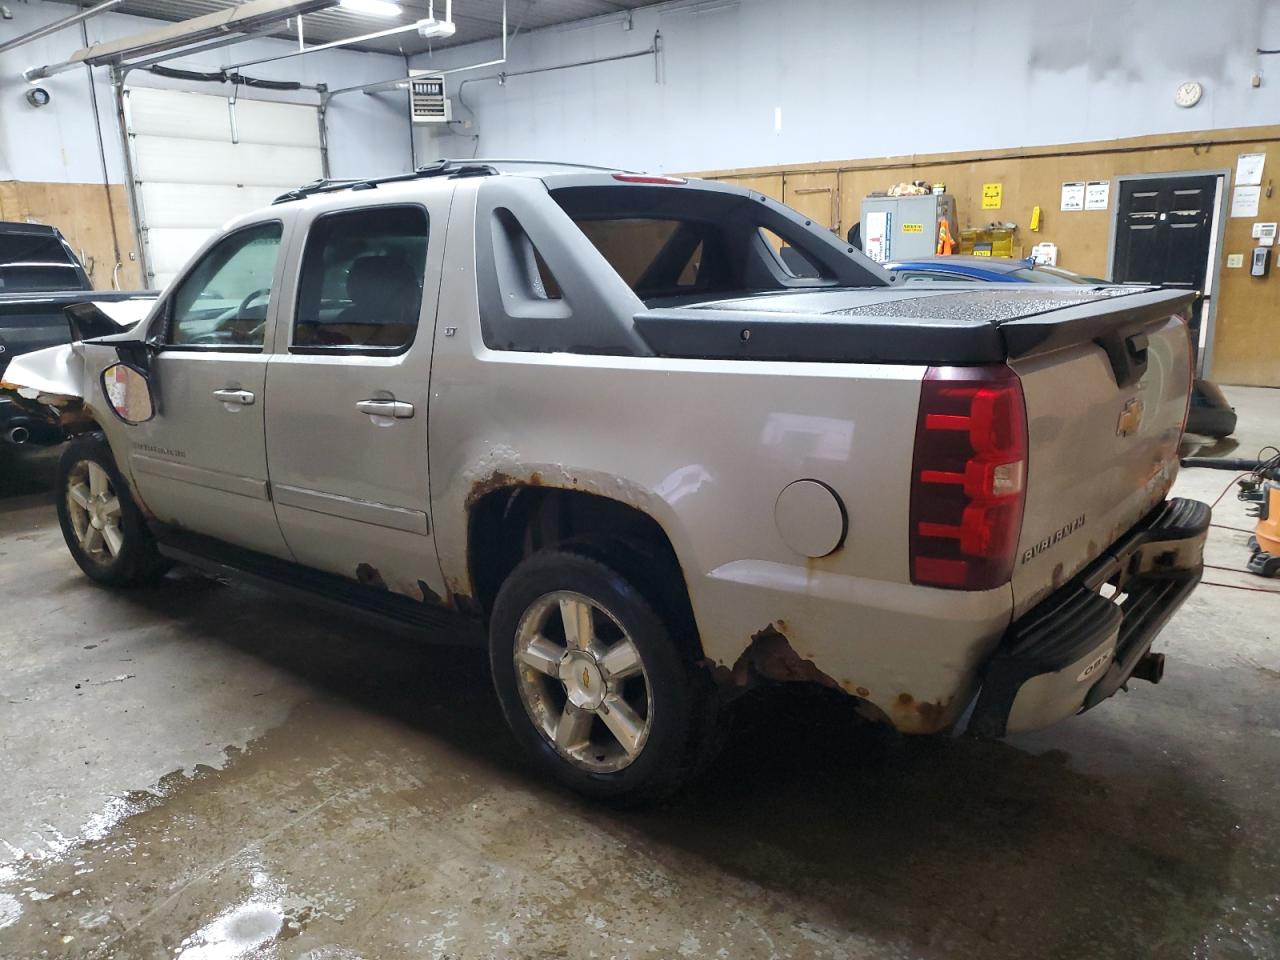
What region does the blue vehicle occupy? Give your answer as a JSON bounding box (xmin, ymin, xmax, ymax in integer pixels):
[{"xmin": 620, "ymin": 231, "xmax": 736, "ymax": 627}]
[
  {"xmin": 883, "ymin": 255, "xmax": 1236, "ymax": 439},
  {"xmin": 884, "ymin": 255, "xmax": 1106, "ymax": 285}
]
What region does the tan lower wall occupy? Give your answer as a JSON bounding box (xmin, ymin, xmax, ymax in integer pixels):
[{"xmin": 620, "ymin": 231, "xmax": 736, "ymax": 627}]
[
  {"xmin": 0, "ymin": 180, "xmax": 143, "ymax": 291},
  {"xmin": 695, "ymin": 125, "xmax": 1280, "ymax": 388}
]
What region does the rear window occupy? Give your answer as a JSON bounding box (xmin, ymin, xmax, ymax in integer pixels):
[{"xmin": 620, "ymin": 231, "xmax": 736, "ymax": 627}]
[
  {"xmin": 0, "ymin": 233, "xmax": 71, "ymax": 265},
  {"xmin": 0, "ymin": 233, "xmax": 83, "ymax": 292}
]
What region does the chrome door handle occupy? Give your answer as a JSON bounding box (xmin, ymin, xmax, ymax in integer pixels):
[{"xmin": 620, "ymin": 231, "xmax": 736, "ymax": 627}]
[
  {"xmin": 212, "ymin": 388, "xmax": 255, "ymax": 405},
  {"xmin": 356, "ymin": 399, "xmax": 414, "ymax": 419}
]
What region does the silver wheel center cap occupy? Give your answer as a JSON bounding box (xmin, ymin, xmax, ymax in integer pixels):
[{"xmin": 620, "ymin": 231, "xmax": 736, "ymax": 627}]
[{"xmin": 559, "ymin": 653, "xmax": 606, "ymax": 711}]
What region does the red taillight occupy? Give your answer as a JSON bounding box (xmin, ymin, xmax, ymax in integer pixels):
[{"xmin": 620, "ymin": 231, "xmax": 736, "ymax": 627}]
[
  {"xmin": 611, "ymin": 173, "xmax": 688, "ymax": 185},
  {"xmin": 1180, "ymin": 309, "xmax": 1195, "ymax": 435},
  {"xmin": 909, "ymin": 365, "xmax": 1028, "ymax": 590}
]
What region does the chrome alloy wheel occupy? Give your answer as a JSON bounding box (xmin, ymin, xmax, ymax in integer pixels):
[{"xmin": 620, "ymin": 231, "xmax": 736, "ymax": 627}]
[
  {"xmin": 65, "ymin": 460, "xmax": 124, "ymax": 564},
  {"xmin": 513, "ymin": 591, "xmax": 653, "ymax": 773}
]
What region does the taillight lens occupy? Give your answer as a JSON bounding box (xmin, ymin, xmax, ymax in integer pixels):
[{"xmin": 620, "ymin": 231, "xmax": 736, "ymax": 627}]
[{"xmin": 909, "ymin": 365, "xmax": 1028, "ymax": 590}]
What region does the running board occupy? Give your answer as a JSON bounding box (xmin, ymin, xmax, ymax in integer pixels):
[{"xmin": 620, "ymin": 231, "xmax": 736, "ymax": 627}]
[{"xmin": 154, "ymin": 529, "xmax": 483, "ymax": 647}]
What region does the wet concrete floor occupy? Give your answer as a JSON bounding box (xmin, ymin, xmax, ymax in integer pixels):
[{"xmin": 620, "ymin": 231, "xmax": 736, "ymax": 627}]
[{"xmin": 1, "ymin": 387, "xmax": 1279, "ymax": 959}]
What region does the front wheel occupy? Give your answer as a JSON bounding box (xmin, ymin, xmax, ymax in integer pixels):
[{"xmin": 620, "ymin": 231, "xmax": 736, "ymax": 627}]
[
  {"xmin": 488, "ymin": 547, "xmax": 710, "ymax": 805},
  {"xmin": 55, "ymin": 434, "xmax": 168, "ymax": 587}
]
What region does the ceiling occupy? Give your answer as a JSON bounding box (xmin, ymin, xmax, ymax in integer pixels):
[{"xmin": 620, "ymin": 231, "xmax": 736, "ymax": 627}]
[{"xmin": 44, "ymin": 0, "xmax": 668, "ymax": 58}]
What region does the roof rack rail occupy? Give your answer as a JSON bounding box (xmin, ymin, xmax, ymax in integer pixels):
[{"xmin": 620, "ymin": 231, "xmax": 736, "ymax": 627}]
[{"xmin": 272, "ymin": 161, "xmax": 499, "ymax": 204}]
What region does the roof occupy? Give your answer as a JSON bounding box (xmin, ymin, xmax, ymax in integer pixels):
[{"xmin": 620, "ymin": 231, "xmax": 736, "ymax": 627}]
[
  {"xmin": 0, "ymin": 222, "xmax": 59, "ymax": 236},
  {"xmin": 42, "ymin": 0, "xmax": 669, "ymax": 57},
  {"xmin": 270, "ymin": 158, "xmax": 631, "ymax": 203}
]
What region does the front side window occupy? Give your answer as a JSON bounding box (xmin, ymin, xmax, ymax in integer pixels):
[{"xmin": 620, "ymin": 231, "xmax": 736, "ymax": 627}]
[
  {"xmin": 292, "ymin": 205, "xmax": 428, "ymax": 352},
  {"xmin": 168, "ymin": 221, "xmax": 282, "ymax": 348}
]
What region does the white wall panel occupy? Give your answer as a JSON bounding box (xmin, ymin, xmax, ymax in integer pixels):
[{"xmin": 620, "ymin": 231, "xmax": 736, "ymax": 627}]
[
  {"xmin": 412, "ymin": 0, "xmax": 1280, "ymax": 175},
  {"xmin": 127, "ymin": 87, "xmax": 321, "ymax": 149},
  {"xmin": 137, "ymin": 184, "xmax": 284, "ymax": 229},
  {"xmin": 146, "ymin": 228, "xmax": 223, "ymax": 281},
  {"xmin": 132, "ymin": 136, "xmax": 322, "ymax": 187},
  {"xmin": 126, "ymin": 87, "xmax": 322, "ymax": 288}
]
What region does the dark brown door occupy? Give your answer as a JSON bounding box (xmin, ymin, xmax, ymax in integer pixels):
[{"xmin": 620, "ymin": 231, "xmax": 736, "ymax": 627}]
[{"xmin": 1111, "ymin": 174, "xmax": 1220, "ymax": 354}]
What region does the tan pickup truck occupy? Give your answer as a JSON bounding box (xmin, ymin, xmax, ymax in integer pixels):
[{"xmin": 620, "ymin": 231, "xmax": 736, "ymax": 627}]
[{"xmin": 2, "ymin": 161, "xmax": 1209, "ymax": 803}]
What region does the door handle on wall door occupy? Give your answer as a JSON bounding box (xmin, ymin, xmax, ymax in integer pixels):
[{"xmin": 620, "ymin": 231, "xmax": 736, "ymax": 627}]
[
  {"xmin": 356, "ymin": 399, "xmax": 414, "ymax": 419},
  {"xmin": 212, "ymin": 388, "xmax": 255, "ymax": 405}
]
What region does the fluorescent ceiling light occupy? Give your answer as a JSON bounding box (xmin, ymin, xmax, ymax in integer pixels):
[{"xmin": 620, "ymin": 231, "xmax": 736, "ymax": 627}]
[{"xmin": 340, "ymin": 0, "xmax": 402, "ymax": 16}]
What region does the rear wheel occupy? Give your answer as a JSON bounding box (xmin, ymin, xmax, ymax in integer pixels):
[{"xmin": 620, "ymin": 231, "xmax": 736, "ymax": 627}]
[
  {"xmin": 488, "ymin": 546, "xmax": 710, "ymax": 804},
  {"xmin": 56, "ymin": 435, "xmax": 168, "ymax": 587}
]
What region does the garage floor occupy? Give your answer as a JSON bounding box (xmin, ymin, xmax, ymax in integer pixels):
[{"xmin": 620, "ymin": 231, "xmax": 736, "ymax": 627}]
[{"xmin": 1, "ymin": 386, "xmax": 1278, "ymax": 960}]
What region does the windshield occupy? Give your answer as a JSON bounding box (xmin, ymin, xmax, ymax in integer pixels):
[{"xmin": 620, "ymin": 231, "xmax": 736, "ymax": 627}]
[{"xmin": 1006, "ymin": 265, "xmax": 1092, "ymax": 284}]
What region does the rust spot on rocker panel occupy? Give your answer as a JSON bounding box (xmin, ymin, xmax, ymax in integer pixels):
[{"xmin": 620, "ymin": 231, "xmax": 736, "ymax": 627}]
[{"xmin": 356, "ymin": 563, "xmax": 388, "ymax": 591}]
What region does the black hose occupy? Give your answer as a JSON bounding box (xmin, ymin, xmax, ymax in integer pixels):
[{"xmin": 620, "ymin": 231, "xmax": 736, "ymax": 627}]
[
  {"xmin": 1180, "ymin": 457, "xmax": 1264, "ymax": 470},
  {"xmin": 147, "ymin": 65, "xmax": 304, "ymax": 91}
]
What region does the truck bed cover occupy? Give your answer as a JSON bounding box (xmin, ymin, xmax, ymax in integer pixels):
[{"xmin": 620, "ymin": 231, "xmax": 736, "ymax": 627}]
[{"xmin": 633, "ymin": 285, "xmax": 1195, "ymax": 366}]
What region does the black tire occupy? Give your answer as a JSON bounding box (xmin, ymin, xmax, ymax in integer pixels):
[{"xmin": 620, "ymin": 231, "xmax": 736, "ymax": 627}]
[
  {"xmin": 55, "ymin": 434, "xmax": 168, "ymax": 587},
  {"xmin": 488, "ymin": 545, "xmax": 711, "ymax": 805},
  {"xmin": 1186, "ymin": 381, "xmax": 1237, "ymax": 439},
  {"xmin": 1185, "ymin": 404, "xmax": 1237, "ymax": 439}
]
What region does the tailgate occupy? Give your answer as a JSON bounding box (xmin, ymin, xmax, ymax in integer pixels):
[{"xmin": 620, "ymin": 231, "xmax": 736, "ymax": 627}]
[{"xmin": 1008, "ymin": 299, "xmax": 1193, "ymax": 615}]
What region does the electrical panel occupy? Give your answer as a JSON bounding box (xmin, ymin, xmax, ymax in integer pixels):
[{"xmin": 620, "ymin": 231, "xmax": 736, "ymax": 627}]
[{"xmin": 409, "ymin": 75, "xmax": 450, "ymax": 124}]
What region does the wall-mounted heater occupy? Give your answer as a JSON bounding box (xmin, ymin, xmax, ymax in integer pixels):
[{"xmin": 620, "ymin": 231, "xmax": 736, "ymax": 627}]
[{"xmin": 408, "ymin": 72, "xmax": 450, "ymax": 123}]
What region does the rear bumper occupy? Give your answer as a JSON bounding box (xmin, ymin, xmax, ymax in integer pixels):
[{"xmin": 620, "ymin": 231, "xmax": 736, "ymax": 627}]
[{"xmin": 969, "ymin": 497, "xmax": 1210, "ymax": 738}]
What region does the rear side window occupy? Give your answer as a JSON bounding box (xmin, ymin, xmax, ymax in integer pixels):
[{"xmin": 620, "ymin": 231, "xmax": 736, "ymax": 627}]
[
  {"xmin": 293, "ymin": 205, "xmax": 428, "ymax": 353},
  {"xmin": 576, "ymin": 219, "xmax": 707, "ymax": 291},
  {"xmin": 549, "ymin": 184, "xmax": 886, "ymax": 307}
]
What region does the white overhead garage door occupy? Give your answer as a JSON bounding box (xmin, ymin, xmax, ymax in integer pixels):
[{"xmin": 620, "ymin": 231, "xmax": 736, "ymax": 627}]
[{"xmin": 125, "ymin": 86, "xmax": 323, "ymax": 288}]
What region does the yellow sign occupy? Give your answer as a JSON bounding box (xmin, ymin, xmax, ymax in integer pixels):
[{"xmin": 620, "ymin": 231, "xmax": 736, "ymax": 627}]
[
  {"xmin": 982, "ymin": 183, "xmax": 1003, "ymax": 210},
  {"xmin": 901, "ymin": 223, "xmax": 924, "ymax": 233}
]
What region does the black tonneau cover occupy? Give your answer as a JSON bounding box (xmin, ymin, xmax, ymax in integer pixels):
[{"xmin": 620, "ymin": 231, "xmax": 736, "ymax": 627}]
[{"xmin": 632, "ymin": 285, "xmax": 1196, "ymax": 367}]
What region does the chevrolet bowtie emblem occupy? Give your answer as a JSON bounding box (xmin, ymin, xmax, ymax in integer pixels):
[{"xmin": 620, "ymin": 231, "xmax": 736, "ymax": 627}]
[
  {"xmin": 1117, "ymin": 397, "xmax": 1145, "ymax": 437},
  {"xmin": 582, "ymin": 668, "xmax": 591, "ymax": 688}
]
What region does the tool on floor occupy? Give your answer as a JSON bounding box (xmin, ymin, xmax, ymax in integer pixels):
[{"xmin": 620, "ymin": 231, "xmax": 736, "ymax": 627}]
[{"xmin": 1180, "ymin": 447, "xmax": 1280, "ymax": 579}]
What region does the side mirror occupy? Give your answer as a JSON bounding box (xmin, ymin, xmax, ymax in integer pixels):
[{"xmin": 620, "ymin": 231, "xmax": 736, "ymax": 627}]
[{"xmin": 102, "ymin": 363, "xmax": 155, "ymax": 425}]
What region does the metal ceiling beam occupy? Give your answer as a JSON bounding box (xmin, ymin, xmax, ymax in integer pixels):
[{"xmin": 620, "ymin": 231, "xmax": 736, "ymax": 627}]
[
  {"xmin": 24, "ymin": 0, "xmax": 336, "ymax": 80},
  {"xmin": 326, "ymin": 0, "xmax": 507, "ymax": 97},
  {"xmin": 0, "ymin": 0, "xmax": 123, "ymax": 57},
  {"xmin": 222, "ymin": 18, "xmax": 425, "ymax": 69}
]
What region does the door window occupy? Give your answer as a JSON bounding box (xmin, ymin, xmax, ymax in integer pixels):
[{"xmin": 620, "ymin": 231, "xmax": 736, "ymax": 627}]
[
  {"xmin": 292, "ymin": 205, "xmax": 429, "ymax": 353},
  {"xmin": 168, "ymin": 221, "xmax": 283, "ymax": 349}
]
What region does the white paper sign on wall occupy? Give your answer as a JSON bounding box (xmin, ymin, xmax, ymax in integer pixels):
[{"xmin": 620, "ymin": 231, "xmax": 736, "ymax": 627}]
[
  {"xmin": 1060, "ymin": 182, "xmax": 1085, "ymax": 211},
  {"xmin": 1231, "ymin": 185, "xmax": 1261, "ymax": 218},
  {"xmin": 1084, "ymin": 181, "xmax": 1110, "ymax": 211},
  {"xmin": 1236, "ymin": 152, "xmax": 1265, "ymax": 187}
]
